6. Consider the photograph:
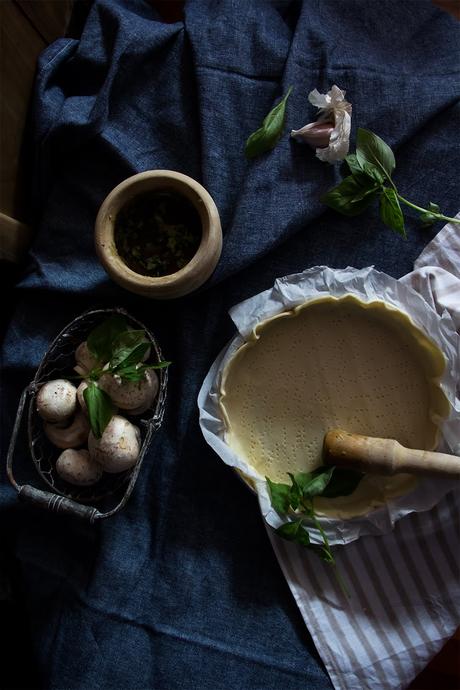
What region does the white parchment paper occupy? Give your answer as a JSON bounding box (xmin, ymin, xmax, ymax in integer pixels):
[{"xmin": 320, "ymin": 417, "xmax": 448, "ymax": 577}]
[{"xmin": 198, "ymin": 266, "xmax": 460, "ymax": 545}]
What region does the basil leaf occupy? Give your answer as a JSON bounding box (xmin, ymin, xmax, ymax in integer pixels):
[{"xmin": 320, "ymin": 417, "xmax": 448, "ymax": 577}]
[
  {"xmin": 300, "ymin": 467, "xmax": 334, "ymax": 499},
  {"xmin": 356, "ymin": 128, "xmax": 395, "ymax": 182},
  {"xmin": 87, "ymin": 316, "xmax": 128, "ymax": 362},
  {"xmin": 115, "ymin": 366, "xmax": 145, "ymax": 382},
  {"xmin": 321, "ymin": 173, "xmax": 379, "ymax": 217},
  {"xmin": 380, "ymin": 188, "xmax": 406, "ymax": 237},
  {"xmin": 343, "ymin": 153, "xmax": 363, "ymax": 176},
  {"xmin": 112, "ymin": 343, "xmax": 150, "ymax": 372},
  {"xmin": 288, "ymin": 472, "xmax": 308, "ymax": 510},
  {"xmin": 83, "ymin": 382, "xmax": 115, "ymax": 439},
  {"xmin": 419, "ymin": 202, "xmax": 441, "ymax": 227},
  {"xmin": 319, "ymin": 467, "xmax": 364, "ymax": 498},
  {"xmin": 112, "ymin": 329, "xmax": 146, "ymax": 350},
  {"xmin": 111, "ymin": 330, "xmax": 148, "ymax": 369},
  {"xmin": 292, "ymin": 472, "xmax": 314, "ymax": 492},
  {"xmin": 245, "ymin": 86, "xmax": 293, "ymax": 159},
  {"xmin": 343, "ymin": 154, "xmax": 384, "ymax": 185},
  {"xmin": 266, "ymin": 477, "xmax": 292, "ymax": 514},
  {"xmin": 290, "ymin": 473, "xmax": 315, "ymax": 512},
  {"xmin": 362, "ymin": 162, "xmax": 385, "ymax": 185},
  {"xmin": 116, "ymin": 360, "xmax": 171, "ymax": 382},
  {"xmin": 276, "ymin": 520, "xmax": 311, "ymax": 547}
]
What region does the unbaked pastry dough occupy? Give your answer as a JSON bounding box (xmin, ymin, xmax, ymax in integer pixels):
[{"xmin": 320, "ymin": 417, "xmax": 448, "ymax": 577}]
[{"xmin": 219, "ymin": 296, "xmax": 450, "ymax": 518}]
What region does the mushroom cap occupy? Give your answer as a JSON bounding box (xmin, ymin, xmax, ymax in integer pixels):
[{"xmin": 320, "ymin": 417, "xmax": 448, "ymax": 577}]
[
  {"xmin": 125, "ymin": 369, "xmax": 159, "ymax": 416},
  {"xmin": 36, "ymin": 379, "xmax": 77, "ymax": 423},
  {"xmin": 99, "ymin": 369, "xmax": 159, "ymax": 411},
  {"xmin": 76, "ymin": 380, "xmax": 89, "ymax": 416},
  {"xmin": 88, "ymin": 415, "xmax": 141, "ymax": 473},
  {"xmin": 56, "ymin": 449, "xmax": 103, "ymax": 486},
  {"xmin": 74, "ymin": 341, "xmax": 100, "ymax": 376},
  {"xmin": 44, "ymin": 411, "xmax": 90, "ymax": 449}
]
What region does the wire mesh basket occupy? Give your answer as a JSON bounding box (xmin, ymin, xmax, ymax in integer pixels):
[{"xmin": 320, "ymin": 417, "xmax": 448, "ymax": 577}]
[{"xmin": 6, "ymin": 307, "xmax": 167, "ymax": 521}]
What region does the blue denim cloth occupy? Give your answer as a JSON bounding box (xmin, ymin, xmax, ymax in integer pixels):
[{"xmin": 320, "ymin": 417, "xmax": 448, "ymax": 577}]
[{"xmin": 1, "ymin": 1, "xmax": 459, "ymax": 688}]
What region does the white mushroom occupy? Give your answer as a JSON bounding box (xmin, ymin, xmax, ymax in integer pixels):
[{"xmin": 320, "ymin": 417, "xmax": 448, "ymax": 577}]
[
  {"xmin": 36, "ymin": 379, "xmax": 77, "ymax": 423},
  {"xmin": 124, "ymin": 369, "xmax": 159, "ymax": 415},
  {"xmin": 44, "ymin": 411, "xmax": 90, "ymax": 449},
  {"xmin": 56, "ymin": 449, "xmax": 103, "ymax": 486},
  {"xmin": 74, "ymin": 341, "xmax": 100, "ymax": 376},
  {"xmin": 76, "ymin": 380, "xmax": 89, "ymax": 415},
  {"xmin": 128, "ymin": 397, "xmax": 155, "ymax": 416},
  {"xmin": 88, "ymin": 415, "xmax": 141, "ymax": 473},
  {"xmin": 98, "ymin": 369, "xmax": 158, "ymax": 411}
]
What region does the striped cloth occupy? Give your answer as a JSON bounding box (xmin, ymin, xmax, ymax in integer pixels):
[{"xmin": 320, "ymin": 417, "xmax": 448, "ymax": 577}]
[{"xmin": 270, "ymin": 217, "xmax": 460, "ymax": 690}]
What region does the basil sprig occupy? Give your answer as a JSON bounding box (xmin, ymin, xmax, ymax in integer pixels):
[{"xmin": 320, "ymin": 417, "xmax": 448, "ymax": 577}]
[
  {"xmin": 245, "ymin": 87, "xmax": 293, "ymax": 159},
  {"xmin": 267, "ymin": 466, "xmax": 363, "ymax": 594},
  {"xmin": 83, "ymin": 316, "xmax": 170, "ymax": 437},
  {"xmin": 321, "ymin": 128, "xmax": 460, "ymax": 235}
]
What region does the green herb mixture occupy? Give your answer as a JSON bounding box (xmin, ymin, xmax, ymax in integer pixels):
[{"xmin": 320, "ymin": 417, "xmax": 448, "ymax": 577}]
[{"xmin": 114, "ymin": 190, "xmax": 202, "ymax": 277}]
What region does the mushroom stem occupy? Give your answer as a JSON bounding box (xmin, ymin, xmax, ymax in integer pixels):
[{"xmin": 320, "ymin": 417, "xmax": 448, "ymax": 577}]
[{"xmin": 44, "ymin": 411, "xmax": 90, "ymax": 449}]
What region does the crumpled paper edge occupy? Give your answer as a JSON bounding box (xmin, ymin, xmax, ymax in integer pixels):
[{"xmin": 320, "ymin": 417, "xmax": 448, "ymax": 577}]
[{"xmin": 198, "ymin": 266, "xmax": 460, "ymax": 545}]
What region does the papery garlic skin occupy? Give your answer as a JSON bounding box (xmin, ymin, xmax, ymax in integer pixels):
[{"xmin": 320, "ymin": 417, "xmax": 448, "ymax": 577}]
[{"xmin": 291, "ymin": 85, "xmax": 352, "ymax": 163}]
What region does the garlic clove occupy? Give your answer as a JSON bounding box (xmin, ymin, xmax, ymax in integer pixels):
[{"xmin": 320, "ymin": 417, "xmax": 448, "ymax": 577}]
[{"xmin": 290, "ymin": 121, "xmax": 334, "ymax": 149}]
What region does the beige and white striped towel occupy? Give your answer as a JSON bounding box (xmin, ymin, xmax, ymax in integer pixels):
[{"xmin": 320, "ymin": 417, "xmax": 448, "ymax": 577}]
[{"xmin": 270, "ymin": 216, "xmax": 460, "ymax": 690}]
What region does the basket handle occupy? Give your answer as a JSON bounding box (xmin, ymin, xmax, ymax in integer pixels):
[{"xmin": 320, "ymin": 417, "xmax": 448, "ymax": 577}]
[
  {"xmin": 6, "ymin": 385, "xmax": 31, "ymax": 490},
  {"xmin": 18, "ymin": 485, "xmax": 101, "ymax": 522},
  {"xmin": 7, "ymin": 385, "xmax": 102, "ymax": 522}
]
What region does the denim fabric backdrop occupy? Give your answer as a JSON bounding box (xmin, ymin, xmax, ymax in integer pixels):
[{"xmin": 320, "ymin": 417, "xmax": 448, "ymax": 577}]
[{"xmin": 1, "ymin": 1, "xmax": 459, "ymax": 688}]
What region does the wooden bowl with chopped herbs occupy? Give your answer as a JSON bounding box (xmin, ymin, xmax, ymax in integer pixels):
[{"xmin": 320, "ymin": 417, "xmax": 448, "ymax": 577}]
[{"xmin": 95, "ymin": 170, "xmax": 222, "ymax": 299}]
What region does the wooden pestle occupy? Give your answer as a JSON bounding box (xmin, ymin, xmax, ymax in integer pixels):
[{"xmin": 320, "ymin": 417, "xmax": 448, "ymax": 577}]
[{"xmin": 323, "ymin": 429, "xmax": 460, "ymax": 478}]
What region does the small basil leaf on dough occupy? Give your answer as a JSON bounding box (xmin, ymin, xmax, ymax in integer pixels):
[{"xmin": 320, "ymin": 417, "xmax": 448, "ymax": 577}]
[
  {"xmin": 286, "ymin": 472, "xmax": 303, "ymax": 509},
  {"xmin": 299, "ymin": 467, "xmax": 334, "ymax": 498},
  {"xmin": 320, "ymin": 467, "xmax": 364, "ymax": 498},
  {"xmin": 266, "ymin": 477, "xmax": 292, "ymax": 514}
]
